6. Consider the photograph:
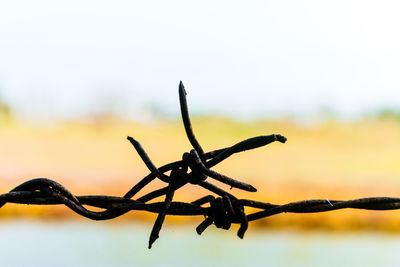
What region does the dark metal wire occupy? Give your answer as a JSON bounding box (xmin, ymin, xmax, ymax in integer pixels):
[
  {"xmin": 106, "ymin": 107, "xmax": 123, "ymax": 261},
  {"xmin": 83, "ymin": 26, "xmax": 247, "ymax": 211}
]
[{"xmin": 1, "ymin": 81, "xmax": 399, "ymax": 249}]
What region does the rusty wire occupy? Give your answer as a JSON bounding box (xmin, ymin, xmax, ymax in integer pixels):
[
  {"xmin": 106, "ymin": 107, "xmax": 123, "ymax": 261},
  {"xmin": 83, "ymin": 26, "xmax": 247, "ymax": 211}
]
[{"xmin": 1, "ymin": 81, "xmax": 400, "ymax": 249}]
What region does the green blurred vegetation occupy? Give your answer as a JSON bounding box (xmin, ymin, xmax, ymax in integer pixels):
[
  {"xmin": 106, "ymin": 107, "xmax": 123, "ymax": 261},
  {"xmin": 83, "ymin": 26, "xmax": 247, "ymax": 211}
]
[
  {"xmin": 0, "ymin": 97, "xmax": 12, "ymax": 127},
  {"xmin": 376, "ymin": 108, "xmax": 400, "ymax": 121}
]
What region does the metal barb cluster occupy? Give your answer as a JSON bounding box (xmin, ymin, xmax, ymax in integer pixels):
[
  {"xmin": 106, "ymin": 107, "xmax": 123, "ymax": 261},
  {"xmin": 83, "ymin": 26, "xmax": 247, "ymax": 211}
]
[{"xmin": 1, "ymin": 81, "xmax": 400, "ymax": 249}]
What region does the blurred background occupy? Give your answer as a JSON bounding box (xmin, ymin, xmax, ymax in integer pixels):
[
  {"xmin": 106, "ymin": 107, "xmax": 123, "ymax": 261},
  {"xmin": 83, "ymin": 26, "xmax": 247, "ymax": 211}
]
[{"xmin": 1, "ymin": 0, "xmax": 400, "ymax": 266}]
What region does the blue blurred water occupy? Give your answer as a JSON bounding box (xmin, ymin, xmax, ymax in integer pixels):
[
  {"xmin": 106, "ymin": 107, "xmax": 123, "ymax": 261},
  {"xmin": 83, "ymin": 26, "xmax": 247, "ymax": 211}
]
[{"xmin": 0, "ymin": 221, "xmax": 399, "ymax": 267}]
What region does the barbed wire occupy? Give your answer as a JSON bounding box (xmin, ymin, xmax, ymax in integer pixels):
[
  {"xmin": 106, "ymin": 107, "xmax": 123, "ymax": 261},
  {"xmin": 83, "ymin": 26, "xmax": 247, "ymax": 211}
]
[{"xmin": 1, "ymin": 81, "xmax": 399, "ymax": 249}]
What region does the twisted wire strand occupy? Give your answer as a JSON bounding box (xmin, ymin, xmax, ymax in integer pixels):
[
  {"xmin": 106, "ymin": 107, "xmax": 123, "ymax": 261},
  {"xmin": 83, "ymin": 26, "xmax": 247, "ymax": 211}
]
[
  {"xmin": 1, "ymin": 81, "xmax": 398, "ymax": 249},
  {"xmin": 1, "ymin": 181, "xmax": 399, "ymax": 228}
]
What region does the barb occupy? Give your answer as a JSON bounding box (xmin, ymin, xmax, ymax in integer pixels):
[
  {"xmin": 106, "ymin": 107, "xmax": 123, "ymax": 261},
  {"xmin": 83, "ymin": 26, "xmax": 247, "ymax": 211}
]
[{"xmin": 0, "ymin": 82, "xmax": 398, "ymax": 249}]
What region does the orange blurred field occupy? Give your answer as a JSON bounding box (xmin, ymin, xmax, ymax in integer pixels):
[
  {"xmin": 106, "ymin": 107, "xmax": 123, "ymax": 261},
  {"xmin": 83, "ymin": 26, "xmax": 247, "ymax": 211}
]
[{"xmin": 1, "ymin": 116, "xmax": 400, "ymax": 231}]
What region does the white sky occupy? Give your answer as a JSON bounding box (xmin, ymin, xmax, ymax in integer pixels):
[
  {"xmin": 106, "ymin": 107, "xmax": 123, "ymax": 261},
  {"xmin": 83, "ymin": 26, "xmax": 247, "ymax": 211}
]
[{"xmin": 0, "ymin": 0, "xmax": 399, "ymax": 120}]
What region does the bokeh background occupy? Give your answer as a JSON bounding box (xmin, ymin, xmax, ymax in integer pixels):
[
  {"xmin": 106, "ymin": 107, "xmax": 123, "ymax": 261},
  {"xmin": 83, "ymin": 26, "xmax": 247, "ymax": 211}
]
[{"xmin": 1, "ymin": 0, "xmax": 400, "ymax": 266}]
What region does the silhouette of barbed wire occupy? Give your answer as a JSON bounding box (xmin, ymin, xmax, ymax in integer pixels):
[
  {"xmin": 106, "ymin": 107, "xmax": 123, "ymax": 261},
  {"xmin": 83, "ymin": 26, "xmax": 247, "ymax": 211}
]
[{"xmin": 1, "ymin": 81, "xmax": 399, "ymax": 249}]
